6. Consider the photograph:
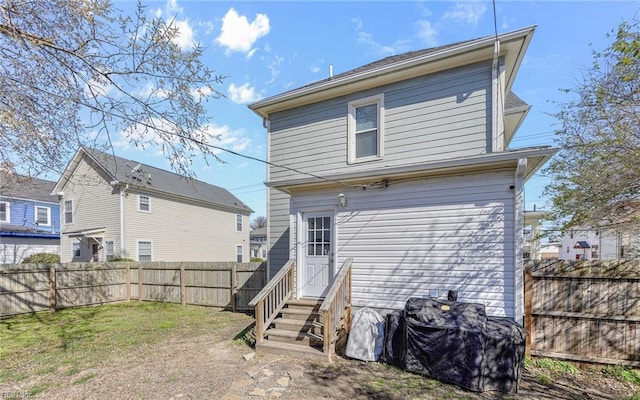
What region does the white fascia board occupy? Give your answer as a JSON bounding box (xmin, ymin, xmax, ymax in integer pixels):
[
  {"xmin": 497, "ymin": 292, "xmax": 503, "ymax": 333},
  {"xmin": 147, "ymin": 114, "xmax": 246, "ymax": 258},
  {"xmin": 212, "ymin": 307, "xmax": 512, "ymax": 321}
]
[{"xmin": 249, "ymin": 26, "xmax": 536, "ymax": 119}]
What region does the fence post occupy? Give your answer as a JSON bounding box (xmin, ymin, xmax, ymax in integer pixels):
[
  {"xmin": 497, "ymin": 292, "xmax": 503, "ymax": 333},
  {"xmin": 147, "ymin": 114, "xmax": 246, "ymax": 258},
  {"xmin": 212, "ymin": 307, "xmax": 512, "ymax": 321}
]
[
  {"xmin": 126, "ymin": 264, "xmax": 131, "ymax": 302},
  {"xmin": 49, "ymin": 265, "xmax": 56, "ymax": 313},
  {"xmin": 231, "ymin": 263, "xmax": 237, "ymax": 312},
  {"xmin": 180, "ymin": 264, "xmax": 186, "ymax": 306},
  {"xmin": 524, "ymin": 263, "xmax": 533, "ymax": 356},
  {"xmin": 138, "ymin": 264, "xmax": 143, "ymax": 302}
]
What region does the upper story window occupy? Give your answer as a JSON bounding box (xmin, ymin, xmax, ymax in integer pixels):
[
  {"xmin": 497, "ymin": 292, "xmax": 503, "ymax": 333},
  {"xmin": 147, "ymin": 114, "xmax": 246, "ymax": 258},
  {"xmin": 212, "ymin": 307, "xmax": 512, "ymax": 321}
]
[
  {"xmin": 35, "ymin": 206, "xmax": 50, "ymax": 226},
  {"xmin": 0, "ymin": 202, "xmax": 9, "ymax": 223},
  {"xmin": 138, "ymin": 195, "xmax": 151, "ymax": 212},
  {"xmin": 64, "ymin": 199, "xmax": 73, "ymax": 224},
  {"xmin": 236, "ymin": 214, "xmax": 243, "ymax": 232},
  {"xmin": 348, "ymin": 94, "xmax": 384, "ymax": 163}
]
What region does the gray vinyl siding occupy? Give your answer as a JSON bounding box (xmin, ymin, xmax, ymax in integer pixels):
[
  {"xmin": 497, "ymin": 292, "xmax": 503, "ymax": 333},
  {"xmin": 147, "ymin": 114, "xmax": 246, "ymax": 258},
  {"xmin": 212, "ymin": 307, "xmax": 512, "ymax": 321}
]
[
  {"xmin": 267, "ymin": 188, "xmax": 292, "ymax": 279},
  {"xmin": 59, "ymin": 158, "xmax": 121, "ymax": 263},
  {"xmin": 268, "ymin": 61, "xmax": 492, "ymax": 184},
  {"xmin": 124, "ymin": 189, "xmax": 250, "ymax": 262},
  {"xmin": 291, "ymin": 170, "xmax": 518, "ymax": 318}
]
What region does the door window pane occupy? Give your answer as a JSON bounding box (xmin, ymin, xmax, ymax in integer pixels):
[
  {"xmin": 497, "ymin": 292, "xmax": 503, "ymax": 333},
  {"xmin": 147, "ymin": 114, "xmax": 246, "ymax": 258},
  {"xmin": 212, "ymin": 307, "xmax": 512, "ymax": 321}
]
[{"xmin": 307, "ymin": 216, "xmax": 331, "ymax": 256}]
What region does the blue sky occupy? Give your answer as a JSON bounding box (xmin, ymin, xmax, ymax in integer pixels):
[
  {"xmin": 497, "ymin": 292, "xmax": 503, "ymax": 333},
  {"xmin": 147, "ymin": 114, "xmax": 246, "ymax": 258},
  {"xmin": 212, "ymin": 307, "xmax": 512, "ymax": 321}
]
[{"xmin": 105, "ymin": 0, "xmax": 639, "ymax": 220}]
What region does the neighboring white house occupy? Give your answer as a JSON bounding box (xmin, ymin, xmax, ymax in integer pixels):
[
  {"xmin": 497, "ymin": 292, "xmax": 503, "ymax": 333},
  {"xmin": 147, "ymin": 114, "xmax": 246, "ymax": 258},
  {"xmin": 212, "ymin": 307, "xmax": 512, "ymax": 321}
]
[
  {"xmin": 250, "ymin": 227, "xmax": 268, "ymax": 260},
  {"xmin": 53, "ymin": 147, "xmax": 253, "ymax": 263},
  {"xmin": 559, "ymin": 228, "xmax": 633, "ymax": 261},
  {"xmin": 249, "ymin": 26, "xmax": 557, "ymax": 324}
]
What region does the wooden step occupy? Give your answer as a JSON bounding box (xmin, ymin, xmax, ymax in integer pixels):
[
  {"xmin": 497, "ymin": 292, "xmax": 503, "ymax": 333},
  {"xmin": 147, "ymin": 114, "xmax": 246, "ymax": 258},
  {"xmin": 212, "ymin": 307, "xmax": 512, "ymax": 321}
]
[
  {"xmin": 280, "ymin": 307, "xmax": 321, "ymax": 322},
  {"xmin": 265, "ymin": 328, "xmax": 323, "ymax": 347},
  {"xmin": 274, "ymin": 317, "xmax": 324, "ymax": 334},
  {"xmin": 256, "ymin": 340, "xmax": 326, "ymax": 359},
  {"xmin": 286, "ymin": 298, "xmax": 323, "ymax": 310}
]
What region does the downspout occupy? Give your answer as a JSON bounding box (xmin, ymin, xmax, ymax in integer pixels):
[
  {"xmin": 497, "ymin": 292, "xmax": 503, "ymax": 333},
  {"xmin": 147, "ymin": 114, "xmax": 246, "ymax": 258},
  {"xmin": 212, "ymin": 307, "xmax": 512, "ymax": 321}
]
[
  {"xmin": 514, "ymin": 158, "xmax": 527, "ymax": 325},
  {"xmin": 491, "ymin": 39, "xmax": 504, "ymax": 152},
  {"xmin": 120, "ymin": 184, "xmax": 128, "ymax": 258},
  {"xmin": 264, "ymin": 117, "xmax": 271, "ymax": 280}
]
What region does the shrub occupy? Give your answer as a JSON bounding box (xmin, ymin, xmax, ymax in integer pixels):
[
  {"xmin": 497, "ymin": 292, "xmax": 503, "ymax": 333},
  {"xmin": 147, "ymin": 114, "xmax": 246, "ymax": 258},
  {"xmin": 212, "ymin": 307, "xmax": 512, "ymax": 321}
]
[
  {"xmin": 22, "ymin": 253, "xmax": 60, "ymax": 264},
  {"xmin": 250, "ymin": 257, "xmax": 265, "ymax": 263},
  {"xmin": 108, "ymin": 257, "xmax": 134, "ymax": 262}
]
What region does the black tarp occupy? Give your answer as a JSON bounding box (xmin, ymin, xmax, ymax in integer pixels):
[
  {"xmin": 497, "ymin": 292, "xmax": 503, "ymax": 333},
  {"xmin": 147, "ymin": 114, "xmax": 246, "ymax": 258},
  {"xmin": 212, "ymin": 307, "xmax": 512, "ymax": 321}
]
[{"xmin": 383, "ymin": 297, "xmax": 525, "ymax": 393}]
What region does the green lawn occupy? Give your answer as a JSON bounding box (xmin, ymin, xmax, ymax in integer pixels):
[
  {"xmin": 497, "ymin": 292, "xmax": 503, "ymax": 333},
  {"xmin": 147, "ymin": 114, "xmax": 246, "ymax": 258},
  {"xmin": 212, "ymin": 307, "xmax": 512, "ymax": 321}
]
[{"xmin": 0, "ymin": 302, "xmax": 252, "ymax": 388}]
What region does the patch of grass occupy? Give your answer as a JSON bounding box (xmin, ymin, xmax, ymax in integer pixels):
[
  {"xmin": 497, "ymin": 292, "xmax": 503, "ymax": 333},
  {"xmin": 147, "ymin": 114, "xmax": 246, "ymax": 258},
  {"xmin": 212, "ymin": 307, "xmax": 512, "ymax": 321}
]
[
  {"xmin": 603, "ymin": 365, "xmax": 640, "ymax": 386},
  {"xmin": 232, "ymin": 321, "xmax": 256, "ymax": 348},
  {"xmin": 28, "ymin": 383, "xmax": 52, "ymax": 397},
  {"xmin": 534, "ymin": 372, "xmax": 552, "ymax": 385},
  {"xmin": 74, "ymin": 373, "xmax": 96, "ymax": 385},
  {"xmin": 525, "ymin": 357, "xmax": 579, "ymax": 375},
  {"xmin": 0, "ymin": 302, "xmax": 252, "ymax": 397}
]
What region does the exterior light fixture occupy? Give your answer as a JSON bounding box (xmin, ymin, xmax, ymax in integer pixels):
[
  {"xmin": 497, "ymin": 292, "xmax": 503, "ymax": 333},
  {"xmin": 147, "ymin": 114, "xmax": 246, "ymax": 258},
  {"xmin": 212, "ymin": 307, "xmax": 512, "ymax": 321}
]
[{"xmin": 338, "ymin": 193, "xmax": 347, "ymax": 207}]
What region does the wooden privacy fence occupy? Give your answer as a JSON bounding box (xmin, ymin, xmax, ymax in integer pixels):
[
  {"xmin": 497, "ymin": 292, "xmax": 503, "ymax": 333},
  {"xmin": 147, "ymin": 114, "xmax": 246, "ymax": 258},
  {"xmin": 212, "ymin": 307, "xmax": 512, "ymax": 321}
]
[
  {"xmin": 0, "ymin": 261, "xmax": 266, "ymax": 317},
  {"xmin": 525, "ymin": 260, "xmax": 640, "ymax": 366}
]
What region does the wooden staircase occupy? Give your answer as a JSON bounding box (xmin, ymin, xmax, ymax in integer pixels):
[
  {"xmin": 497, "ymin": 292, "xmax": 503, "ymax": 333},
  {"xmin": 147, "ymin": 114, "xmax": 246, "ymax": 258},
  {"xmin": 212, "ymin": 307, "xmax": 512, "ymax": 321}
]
[{"xmin": 256, "ymin": 298, "xmax": 326, "ymax": 358}]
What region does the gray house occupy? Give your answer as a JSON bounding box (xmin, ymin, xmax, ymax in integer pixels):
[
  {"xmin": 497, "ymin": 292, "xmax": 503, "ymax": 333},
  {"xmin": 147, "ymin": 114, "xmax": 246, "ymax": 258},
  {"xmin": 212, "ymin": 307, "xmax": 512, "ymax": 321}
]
[
  {"xmin": 248, "ymin": 26, "xmax": 556, "ymax": 355},
  {"xmin": 53, "ymin": 147, "xmax": 253, "ymax": 263}
]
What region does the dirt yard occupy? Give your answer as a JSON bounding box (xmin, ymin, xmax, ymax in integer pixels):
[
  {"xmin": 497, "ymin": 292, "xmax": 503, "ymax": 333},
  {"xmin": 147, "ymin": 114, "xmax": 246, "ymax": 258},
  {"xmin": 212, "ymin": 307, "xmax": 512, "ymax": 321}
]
[{"xmin": 5, "ymin": 315, "xmax": 638, "ymax": 400}]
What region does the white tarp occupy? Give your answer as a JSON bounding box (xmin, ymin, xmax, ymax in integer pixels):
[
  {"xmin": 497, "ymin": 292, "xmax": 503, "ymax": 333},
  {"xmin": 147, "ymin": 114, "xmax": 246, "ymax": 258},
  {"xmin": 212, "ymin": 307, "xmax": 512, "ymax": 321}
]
[{"xmin": 345, "ymin": 307, "xmax": 385, "ymax": 361}]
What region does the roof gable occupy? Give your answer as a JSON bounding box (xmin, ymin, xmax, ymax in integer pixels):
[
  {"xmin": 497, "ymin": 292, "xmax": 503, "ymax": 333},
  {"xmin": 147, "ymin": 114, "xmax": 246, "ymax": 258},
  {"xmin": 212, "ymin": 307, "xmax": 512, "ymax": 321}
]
[
  {"xmin": 249, "ymin": 25, "xmax": 536, "ymax": 118},
  {"xmin": 54, "ymin": 147, "xmax": 252, "ymax": 214}
]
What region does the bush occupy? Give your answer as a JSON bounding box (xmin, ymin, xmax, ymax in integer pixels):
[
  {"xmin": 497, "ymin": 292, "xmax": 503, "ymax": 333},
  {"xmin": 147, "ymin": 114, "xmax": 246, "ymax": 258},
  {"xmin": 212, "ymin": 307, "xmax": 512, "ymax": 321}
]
[
  {"xmin": 108, "ymin": 257, "xmax": 134, "ymax": 262},
  {"xmin": 250, "ymin": 257, "xmax": 265, "ymax": 263},
  {"xmin": 22, "ymin": 253, "xmax": 60, "ymax": 264}
]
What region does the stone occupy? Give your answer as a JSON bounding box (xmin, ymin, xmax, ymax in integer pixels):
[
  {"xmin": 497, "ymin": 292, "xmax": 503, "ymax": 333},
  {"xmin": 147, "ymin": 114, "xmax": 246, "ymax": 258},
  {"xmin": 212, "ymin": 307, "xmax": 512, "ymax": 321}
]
[
  {"xmin": 243, "ymin": 352, "xmax": 256, "ymax": 361},
  {"xmin": 276, "ymin": 377, "xmax": 290, "ymax": 387},
  {"xmin": 249, "ymin": 388, "xmax": 267, "ymax": 397},
  {"xmin": 286, "ymin": 369, "xmax": 304, "ymax": 379},
  {"xmin": 261, "ymin": 368, "xmax": 274, "ymax": 377},
  {"xmin": 269, "ymin": 391, "xmax": 283, "ymax": 398}
]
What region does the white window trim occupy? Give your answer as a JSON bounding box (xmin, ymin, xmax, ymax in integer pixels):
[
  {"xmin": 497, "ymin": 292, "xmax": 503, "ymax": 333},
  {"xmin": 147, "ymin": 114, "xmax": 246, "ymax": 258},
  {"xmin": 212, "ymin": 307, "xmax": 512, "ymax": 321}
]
[
  {"xmin": 236, "ymin": 244, "xmax": 243, "ymax": 263},
  {"xmin": 64, "ymin": 199, "xmax": 73, "ymax": 225},
  {"xmin": 138, "ymin": 195, "xmax": 151, "ymax": 213},
  {"xmin": 347, "ymin": 93, "xmax": 385, "ymax": 164},
  {"xmin": 137, "ymin": 240, "xmax": 153, "ymax": 262},
  {"xmin": 35, "ymin": 206, "xmax": 51, "ymax": 226},
  {"xmin": 72, "ymin": 241, "xmax": 82, "ymax": 259},
  {"xmin": 0, "ymin": 201, "xmax": 9, "ymax": 223},
  {"xmin": 236, "ymin": 214, "xmax": 243, "ymax": 232},
  {"xmin": 105, "ymin": 239, "xmax": 115, "ymax": 261}
]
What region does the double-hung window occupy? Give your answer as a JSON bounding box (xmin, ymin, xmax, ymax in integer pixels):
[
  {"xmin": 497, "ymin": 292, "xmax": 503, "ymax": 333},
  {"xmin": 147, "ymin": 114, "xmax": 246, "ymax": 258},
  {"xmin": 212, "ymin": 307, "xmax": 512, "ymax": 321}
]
[
  {"xmin": 105, "ymin": 240, "xmax": 115, "ymax": 261},
  {"xmin": 72, "ymin": 242, "xmax": 81, "ymax": 258},
  {"xmin": 35, "ymin": 206, "xmax": 50, "ymax": 226},
  {"xmin": 0, "ymin": 202, "xmax": 9, "ymax": 223},
  {"xmin": 348, "ymin": 94, "xmax": 384, "ymax": 163},
  {"xmin": 138, "ymin": 241, "xmax": 152, "ymax": 261},
  {"xmin": 236, "ymin": 214, "xmax": 243, "ymax": 232},
  {"xmin": 64, "ymin": 199, "xmax": 73, "ymax": 224},
  {"xmin": 236, "ymin": 245, "xmax": 243, "ymax": 263},
  {"xmin": 138, "ymin": 195, "xmax": 150, "ymax": 212}
]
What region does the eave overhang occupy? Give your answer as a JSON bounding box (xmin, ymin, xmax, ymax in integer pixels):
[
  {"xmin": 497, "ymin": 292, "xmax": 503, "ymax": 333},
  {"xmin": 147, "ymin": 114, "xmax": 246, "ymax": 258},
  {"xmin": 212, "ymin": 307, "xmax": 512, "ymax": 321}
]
[
  {"xmin": 267, "ymin": 146, "xmax": 558, "ymax": 194},
  {"xmin": 249, "ymin": 26, "xmax": 536, "ymax": 119}
]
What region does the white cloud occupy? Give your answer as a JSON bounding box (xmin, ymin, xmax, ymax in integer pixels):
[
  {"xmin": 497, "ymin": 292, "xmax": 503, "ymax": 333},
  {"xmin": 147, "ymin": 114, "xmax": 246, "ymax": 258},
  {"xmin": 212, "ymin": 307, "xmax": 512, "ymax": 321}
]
[
  {"xmin": 171, "ymin": 19, "xmax": 197, "ymax": 50},
  {"xmin": 356, "ymin": 31, "xmax": 409, "ymax": 56},
  {"xmin": 247, "ymin": 48, "xmax": 258, "ymax": 59},
  {"xmin": 266, "ymin": 55, "xmax": 283, "ymax": 84},
  {"xmin": 190, "ymin": 86, "xmax": 214, "ymax": 101},
  {"xmin": 310, "ymin": 64, "xmax": 321, "ymax": 74},
  {"xmin": 137, "ymin": 82, "xmax": 171, "ymax": 99},
  {"xmin": 201, "ymin": 124, "xmax": 251, "ymax": 156},
  {"xmin": 84, "ymin": 77, "xmax": 113, "ymax": 98},
  {"xmin": 228, "ymin": 82, "xmax": 262, "ymax": 104},
  {"xmin": 165, "ymin": 0, "xmax": 183, "ymax": 15},
  {"xmin": 417, "ymin": 20, "xmax": 438, "ymax": 47},
  {"xmin": 216, "ymin": 8, "xmax": 270, "ymax": 55},
  {"xmin": 442, "ymin": 2, "xmax": 487, "ymax": 26}
]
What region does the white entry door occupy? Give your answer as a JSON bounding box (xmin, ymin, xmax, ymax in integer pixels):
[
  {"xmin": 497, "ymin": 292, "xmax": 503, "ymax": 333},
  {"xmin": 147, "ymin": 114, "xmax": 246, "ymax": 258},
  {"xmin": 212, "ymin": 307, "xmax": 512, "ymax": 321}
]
[{"xmin": 301, "ymin": 213, "xmax": 333, "ymax": 298}]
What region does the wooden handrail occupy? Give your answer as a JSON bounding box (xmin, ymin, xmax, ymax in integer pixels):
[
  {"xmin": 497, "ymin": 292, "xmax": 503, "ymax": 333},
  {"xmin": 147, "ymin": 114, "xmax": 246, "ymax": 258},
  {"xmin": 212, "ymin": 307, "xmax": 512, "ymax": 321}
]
[
  {"xmin": 249, "ymin": 259, "xmax": 295, "ymax": 344},
  {"xmin": 319, "ymin": 257, "xmax": 353, "ymax": 360}
]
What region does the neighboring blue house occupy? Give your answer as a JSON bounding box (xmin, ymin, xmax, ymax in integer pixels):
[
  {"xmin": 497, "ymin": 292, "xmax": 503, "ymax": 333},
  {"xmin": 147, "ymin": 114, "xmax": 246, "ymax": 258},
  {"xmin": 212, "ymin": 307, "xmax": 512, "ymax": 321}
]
[{"xmin": 0, "ymin": 176, "xmax": 60, "ymax": 264}]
